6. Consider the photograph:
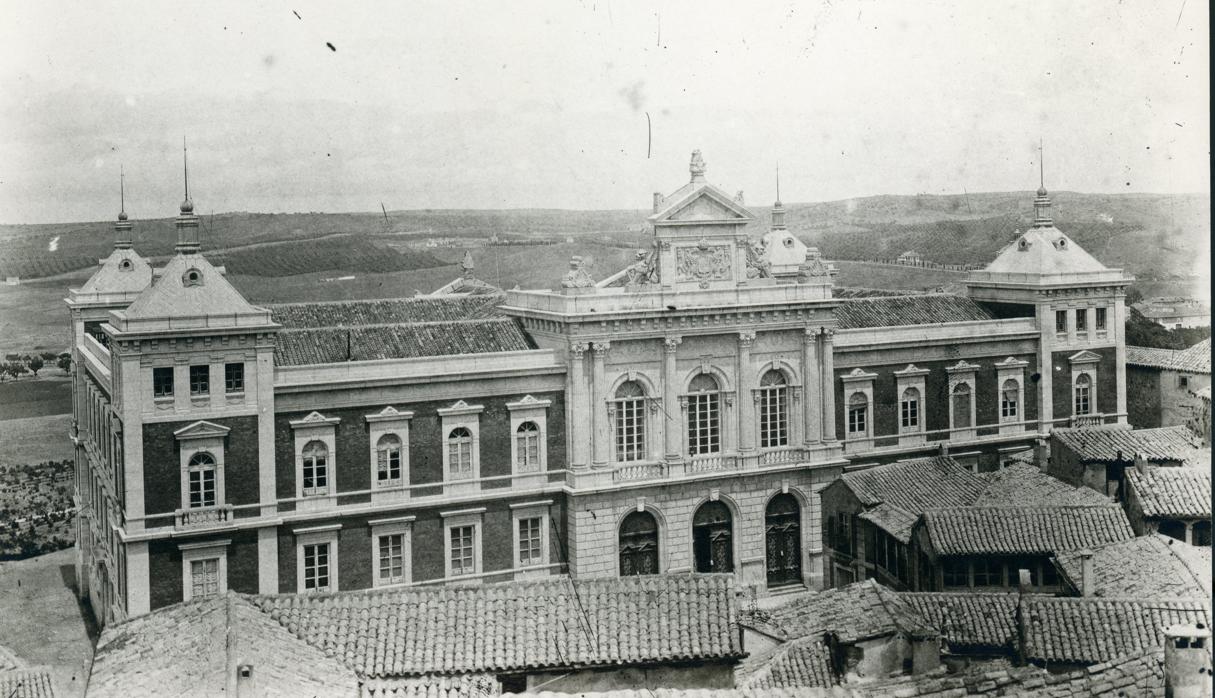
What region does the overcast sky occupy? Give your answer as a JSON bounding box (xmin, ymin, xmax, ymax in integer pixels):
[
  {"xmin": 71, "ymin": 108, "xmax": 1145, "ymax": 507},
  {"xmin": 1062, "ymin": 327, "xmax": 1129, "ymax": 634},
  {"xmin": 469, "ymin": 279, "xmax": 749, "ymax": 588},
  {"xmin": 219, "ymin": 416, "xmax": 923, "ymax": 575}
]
[{"xmin": 0, "ymin": 0, "xmax": 1208, "ymax": 224}]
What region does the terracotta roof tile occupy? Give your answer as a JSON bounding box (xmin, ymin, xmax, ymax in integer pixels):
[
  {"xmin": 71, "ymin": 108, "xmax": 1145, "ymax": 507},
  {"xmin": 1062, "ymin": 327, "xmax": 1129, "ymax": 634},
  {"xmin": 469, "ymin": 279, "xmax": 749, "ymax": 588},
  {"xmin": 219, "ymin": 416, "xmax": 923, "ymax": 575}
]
[
  {"xmin": 274, "ymin": 319, "xmax": 534, "ymax": 365},
  {"xmin": 1051, "ymin": 426, "xmax": 1204, "ymax": 463},
  {"xmin": 1055, "ymin": 535, "xmax": 1211, "ymax": 598},
  {"xmin": 735, "ymin": 637, "xmax": 835, "ymax": 689},
  {"xmin": 251, "ymin": 575, "xmax": 743, "ymax": 679},
  {"xmin": 752, "ymin": 579, "xmax": 938, "ymax": 645},
  {"xmin": 270, "ymin": 295, "xmax": 506, "ymax": 328},
  {"xmin": 974, "ymin": 464, "xmax": 1112, "ymax": 507},
  {"xmin": 902, "ymin": 593, "xmax": 1210, "ymax": 664},
  {"xmin": 0, "ymin": 669, "xmax": 57, "ymax": 698},
  {"xmin": 1127, "ymin": 339, "xmax": 1211, "ymax": 374},
  {"xmin": 1125, "ymin": 466, "xmax": 1212, "ymax": 518},
  {"xmin": 918, "ymin": 505, "xmax": 1134, "ymax": 556},
  {"xmin": 361, "ymin": 674, "xmax": 498, "ymax": 698},
  {"xmin": 841, "ymin": 457, "xmax": 984, "ymax": 518},
  {"xmin": 835, "ymin": 294, "xmax": 995, "ymax": 329}
]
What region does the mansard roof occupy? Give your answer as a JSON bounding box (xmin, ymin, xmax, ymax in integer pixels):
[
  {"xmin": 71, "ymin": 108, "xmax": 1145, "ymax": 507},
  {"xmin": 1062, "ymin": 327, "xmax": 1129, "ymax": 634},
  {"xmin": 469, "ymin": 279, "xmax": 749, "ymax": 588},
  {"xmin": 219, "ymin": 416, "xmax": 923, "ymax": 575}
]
[
  {"xmin": 916, "ymin": 504, "xmax": 1134, "ymax": 556},
  {"xmin": 110, "ymin": 252, "xmax": 273, "ymax": 333},
  {"xmin": 834, "ymin": 294, "xmax": 995, "ymax": 329},
  {"xmin": 982, "ymin": 225, "xmax": 1112, "ymax": 277}
]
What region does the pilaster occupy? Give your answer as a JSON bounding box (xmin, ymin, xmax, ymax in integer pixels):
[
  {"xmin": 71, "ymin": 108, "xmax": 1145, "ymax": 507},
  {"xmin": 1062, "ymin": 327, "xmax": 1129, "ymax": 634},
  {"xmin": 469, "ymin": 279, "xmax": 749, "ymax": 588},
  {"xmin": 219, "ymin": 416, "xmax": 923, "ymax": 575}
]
[
  {"xmin": 569, "ymin": 342, "xmax": 590, "ymax": 469},
  {"xmin": 820, "ymin": 329, "xmax": 837, "ymax": 442},
  {"xmin": 662, "ymin": 337, "xmax": 682, "ymax": 462},
  {"xmin": 802, "ymin": 329, "xmax": 821, "ymax": 445},
  {"xmin": 591, "ymin": 341, "xmax": 611, "ymax": 467},
  {"xmin": 1115, "ymin": 298, "xmax": 1128, "ymax": 424},
  {"xmin": 737, "ymin": 332, "xmax": 756, "ymax": 453}
]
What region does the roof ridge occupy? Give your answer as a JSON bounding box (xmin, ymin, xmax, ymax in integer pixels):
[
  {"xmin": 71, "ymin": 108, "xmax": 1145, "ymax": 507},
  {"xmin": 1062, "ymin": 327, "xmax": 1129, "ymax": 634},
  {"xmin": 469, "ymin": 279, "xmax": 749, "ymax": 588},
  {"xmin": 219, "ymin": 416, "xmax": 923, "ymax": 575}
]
[
  {"xmin": 268, "ymin": 293, "xmax": 503, "ymax": 309},
  {"xmin": 276, "ymin": 317, "xmax": 514, "ymax": 332}
]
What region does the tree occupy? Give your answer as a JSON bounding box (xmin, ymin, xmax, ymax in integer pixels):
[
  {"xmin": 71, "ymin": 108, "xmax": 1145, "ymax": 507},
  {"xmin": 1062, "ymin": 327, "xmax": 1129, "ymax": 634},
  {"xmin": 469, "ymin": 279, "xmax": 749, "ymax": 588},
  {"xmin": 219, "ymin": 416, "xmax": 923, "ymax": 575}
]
[
  {"xmin": 57, "ymin": 354, "xmax": 71, "ymax": 374},
  {"xmin": 4, "ymin": 362, "xmax": 27, "ymax": 380},
  {"xmin": 26, "ymin": 355, "xmax": 43, "ymax": 377}
]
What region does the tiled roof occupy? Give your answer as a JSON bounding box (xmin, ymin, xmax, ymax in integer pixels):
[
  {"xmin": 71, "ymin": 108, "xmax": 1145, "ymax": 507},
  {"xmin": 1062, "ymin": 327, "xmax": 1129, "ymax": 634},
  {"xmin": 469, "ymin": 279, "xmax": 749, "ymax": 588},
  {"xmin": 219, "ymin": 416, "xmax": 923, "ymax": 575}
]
[
  {"xmin": 88, "ymin": 593, "xmax": 358, "ymax": 698},
  {"xmin": 1051, "ymin": 425, "xmax": 1203, "ymax": 463},
  {"xmin": 834, "ymin": 294, "xmax": 995, "ymax": 329},
  {"xmin": 361, "ymin": 674, "xmax": 499, "ymax": 698},
  {"xmin": 735, "ymin": 637, "xmax": 834, "ymax": 690},
  {"xmin": 1055, "ymin": 535, "xmax": 1212, "ymax": 598},
  {"xmin": 1125, "ymin": 466, "xmax": 1212, "ymax": 518},
  {"xmin": 833, "ymin": 287, "xmax": 925, "ymax": 299},
  {"xmin": 269, "ymin": 295, "xmax": 506, "ymax": 328},
  {"xmin": 274, "ymin": 319, "xmax": 534, "ymax": 365},
  {"xmin": 251, "ymin": 575, "xmax": 743, "ymax": 679},
  {"xmin": 753, "ymin": 579, "xmax": 938, "ymax": 645},
  {"xmin": 918, "ymin": 505, "xmax": 1134, "ymax": 556},
  {"xmin": 1127, "ymin": 339, "xmax": 1212, "ymax": 374},
  {"xmin": 974, "ymin": 463, "xmax": 1112, "ymax": 507},
  {"xmin": 902, "ymin": 593, "xmax": 1210, "ymax": 664},
  {"xmin": 0, "ymin": 668, "xmax": 56, "ymax": 698},
  {"xmin": 836, "ymin": 457, "xmax": 985, "ymax": 542}
]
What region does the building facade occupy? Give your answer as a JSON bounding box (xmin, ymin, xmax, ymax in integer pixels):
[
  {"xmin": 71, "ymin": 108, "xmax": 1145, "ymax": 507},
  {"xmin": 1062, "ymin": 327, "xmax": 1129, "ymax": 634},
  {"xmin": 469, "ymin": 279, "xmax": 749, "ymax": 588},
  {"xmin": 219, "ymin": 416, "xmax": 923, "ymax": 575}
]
[{"xmin": 68, "ymin": 151, "xmax": 1132, "ymax": 626}]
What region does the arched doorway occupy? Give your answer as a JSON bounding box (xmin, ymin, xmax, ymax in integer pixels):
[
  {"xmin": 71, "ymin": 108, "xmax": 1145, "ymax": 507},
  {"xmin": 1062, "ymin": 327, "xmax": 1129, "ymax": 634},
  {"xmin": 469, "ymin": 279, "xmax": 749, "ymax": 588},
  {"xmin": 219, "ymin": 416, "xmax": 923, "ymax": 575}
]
[
  {"xmin": 765, "ymin": 493, "xmax": 802, "ymax": 588},
  {"xmin": 693, "ymin": 501, "xmax": 734, "ymax": 573},
  {"xmin": 619, "ymin": 511, "xmax": 659, "ymax": 576}
]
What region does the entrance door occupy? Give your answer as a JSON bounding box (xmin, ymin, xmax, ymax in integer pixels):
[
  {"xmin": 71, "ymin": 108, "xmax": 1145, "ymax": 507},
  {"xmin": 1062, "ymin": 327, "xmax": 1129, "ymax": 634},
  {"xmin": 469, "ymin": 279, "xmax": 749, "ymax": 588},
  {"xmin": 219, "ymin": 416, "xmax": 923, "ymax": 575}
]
[
  {"xmin": 693, "ymin": 501, "xmax": 734, "ymax": 573},
  {"xmin": 765, "ymin": 493, "xmax": 802, "ymax": 587}
]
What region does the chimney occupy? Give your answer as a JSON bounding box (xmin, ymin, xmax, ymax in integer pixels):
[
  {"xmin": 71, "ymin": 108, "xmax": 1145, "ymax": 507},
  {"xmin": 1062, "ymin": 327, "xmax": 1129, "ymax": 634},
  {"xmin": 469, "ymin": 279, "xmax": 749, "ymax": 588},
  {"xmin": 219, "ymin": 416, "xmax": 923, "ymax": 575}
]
[
  {"xmin": 652, "ymin": 192, "xmax": 664, "ymax": 213},
  {"xmin": 1078, "ymin": 549, "xmax": 1095, "ymax": 597},
  {"xmin": 1017, "ymin": 568, "xmax": 1032, "ymax": 593},
  {"xmin": 1134, "ymin": 452, "xmax": 1149, "ymax": 477},
  {"xmin": 235, "ymin": 664, "xmax": 254, "ymax": 698},
  {"xmin": 1163, "ymin": 624, "xmax": 1213, "ymax": 698}
]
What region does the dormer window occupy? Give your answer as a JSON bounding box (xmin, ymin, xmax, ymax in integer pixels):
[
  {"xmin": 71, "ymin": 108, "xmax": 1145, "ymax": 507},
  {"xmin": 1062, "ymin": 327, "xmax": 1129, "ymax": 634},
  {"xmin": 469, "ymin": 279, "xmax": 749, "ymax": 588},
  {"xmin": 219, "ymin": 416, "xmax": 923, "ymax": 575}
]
[
  {"xmin": 119, "ymin": 259, "xmax": 133, "ymax": 271},
  {"xmin": 183, "ymin": 268, "xmax": 204, "ymax": 286},
  {"xmin": 1018, "ymin": 237, "xmax": 1030, "ymax": 251},
  {"xmin": 1055, "ymin": 237, "xmax": 1068, "ymax": 251}
]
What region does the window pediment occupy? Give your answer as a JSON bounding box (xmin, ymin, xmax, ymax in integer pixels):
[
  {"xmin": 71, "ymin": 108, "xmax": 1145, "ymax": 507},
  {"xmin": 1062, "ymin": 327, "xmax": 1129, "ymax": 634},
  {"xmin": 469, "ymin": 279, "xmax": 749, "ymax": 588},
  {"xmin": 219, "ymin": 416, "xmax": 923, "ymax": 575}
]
[
  {"xmin": 1068, "ymin": 350, "xmax": 1102, "ymax": 365},
  {"xmin": 173, "ymin": 420, "xmax": 231, "ymax": 441},
  {"xmin": 893, "ymin": 363, "xmax": 930, "ymax": 377},
  {"xmin": 437, "ymin": 399, "xmax": 485, "ymax": 417},
  {"xmin": 506, "ymin": 394, "xmax": 552, "ymax": 411},
  {"xmin": 994, "ymin": 356, "xmax": 1030, "ymax": 369},
  {"xmin": 365, "ymin": 405, "xmax": 415, "ymax": 424},
  {"xmin": 841, "ymin": 367, "xmax": 878, "ymax": 383},
  {"xmin": 289, "ymin": 411, "xmax": 340, "ymax": 429},
  {"xmin": 945, "ymin": 360, "xmax": 982, "ymax": 374}
]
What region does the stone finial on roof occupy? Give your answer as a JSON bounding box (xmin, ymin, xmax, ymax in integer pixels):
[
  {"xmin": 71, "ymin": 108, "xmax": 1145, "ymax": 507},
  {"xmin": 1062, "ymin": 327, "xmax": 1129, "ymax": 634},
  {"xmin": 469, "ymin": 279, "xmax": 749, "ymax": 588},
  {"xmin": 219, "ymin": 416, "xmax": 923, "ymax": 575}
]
[
  {"xmin": 115, "ymin": 165, "xmax": 133, "ymax": 249},
  {"xmin": 175, "ymin": 138, "xmax": 201, "ymax": 254},
  {"xmin": 561, "ymin": 256, "xmax": 595, "ymax": 289},
  {"xmin": 1033, "ymin": 140, "xmax": 1053, "ymax": 227},
  {"xmin": 689, "ymin": 149, "xmax": 706, "ymax": 183}
]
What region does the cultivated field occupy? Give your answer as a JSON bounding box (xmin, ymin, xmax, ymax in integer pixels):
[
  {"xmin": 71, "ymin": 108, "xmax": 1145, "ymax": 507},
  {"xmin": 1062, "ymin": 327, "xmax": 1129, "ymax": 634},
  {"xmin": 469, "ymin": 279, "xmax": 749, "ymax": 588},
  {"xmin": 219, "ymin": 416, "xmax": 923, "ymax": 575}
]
[
  {"xmin": 0, "ymin": 377, "xmax": 73, "ymax": 420},
  {"xmin": 0, "ymin": 415, "xmax": 73, "ymax": 466}
]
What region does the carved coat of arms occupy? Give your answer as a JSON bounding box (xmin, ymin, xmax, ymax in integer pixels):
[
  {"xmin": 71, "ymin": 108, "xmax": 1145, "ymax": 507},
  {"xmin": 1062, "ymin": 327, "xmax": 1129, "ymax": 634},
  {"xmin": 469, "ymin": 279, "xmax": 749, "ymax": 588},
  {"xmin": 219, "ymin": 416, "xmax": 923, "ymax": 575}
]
[{"xmin": 676, "ymin": 239, "xmax": 731, "ymax": 288}]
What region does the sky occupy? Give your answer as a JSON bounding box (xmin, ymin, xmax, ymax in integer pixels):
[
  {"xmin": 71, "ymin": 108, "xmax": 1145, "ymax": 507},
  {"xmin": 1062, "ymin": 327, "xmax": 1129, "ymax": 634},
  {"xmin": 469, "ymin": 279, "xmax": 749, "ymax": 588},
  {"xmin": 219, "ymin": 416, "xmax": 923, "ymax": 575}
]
[{"xmin": 0, "ymin": 0, "xmax": 1208, "ymax": 224}]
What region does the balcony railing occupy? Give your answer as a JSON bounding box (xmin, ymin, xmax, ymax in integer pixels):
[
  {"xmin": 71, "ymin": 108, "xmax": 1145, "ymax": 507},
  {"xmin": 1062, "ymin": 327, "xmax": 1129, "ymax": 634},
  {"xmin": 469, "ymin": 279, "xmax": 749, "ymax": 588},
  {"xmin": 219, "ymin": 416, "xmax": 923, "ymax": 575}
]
[
  {"xmin": 613, "ymin": 462, "xmax": 667, "ymax": 483},
  {"xmin": 686, "ymin": 454, "xmax": 739, "ymax": 474},
  {"xmin": 175, "ymin": 504, "xmax": 233, "ymax": 529},
  {"xmin": 1069, "ymin": 414, "xmax": 1105, "ymax": 428},
  {"xmin": 759, "ymin": 447, "xmax": 808, "ymax": 466}
]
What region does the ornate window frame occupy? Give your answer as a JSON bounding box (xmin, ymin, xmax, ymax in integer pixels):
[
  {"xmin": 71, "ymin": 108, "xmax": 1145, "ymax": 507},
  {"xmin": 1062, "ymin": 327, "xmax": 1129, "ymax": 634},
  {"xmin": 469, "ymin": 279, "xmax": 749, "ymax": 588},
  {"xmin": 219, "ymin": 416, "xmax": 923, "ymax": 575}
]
[
  {"xmin": 369, "ymin": 515, "xmax": 414, "ymax": 588},
  {"xmin": 1069, "ymin": 351, "xmax": 1101, "ymax": 416},
  {"xmin": 510, "ymin": 499, "xmax": 553, "ymax": 576},
  {"xmin": 894, "ymin": 364, "xmax": 929, "ymax": 445},
  {"xmin": 841, "ymin": 368, "xmax": 877, "ymax": 450},
  {"xmin": 180, "ymin": 539, "xmax": 229, "ymax": 601},
  {"xmin": 608, "ymin": 372, "xmax": 661, "ymax": 464},
  {"xmin": 441, "ymin": 507, "xmax": 485, "ymax": 581},
  {"xmin": 173, "ymin": 420, "xmax": 230, "ymax": 511},
  {"xmin": 289, "ymin": 411, "xmax": 340, "ymax": 505},
  {"xmin": 365, "ymin": 407, "xmax": 414, "ymax": 492},
  {"xmin": 946, "ymin": 360, "xmax": 980, "ymax": 441},
  {"xmin": 994, "ymin": 357, "xmax": 1029, "ymax": 434},
  {"xmin": 294, "ymin": 523, "xmax": 341, "ymax": 594},
  {"xmin": 506, "ymin": 395, "xmax": 551, "ymax": 478},
  {"xmin": 438, "ymin": 400, "xmax": 484, "ymax": 487},
  {"xmin": 755, "ymin": 362, "xmax": 800, "ymax": 450}
]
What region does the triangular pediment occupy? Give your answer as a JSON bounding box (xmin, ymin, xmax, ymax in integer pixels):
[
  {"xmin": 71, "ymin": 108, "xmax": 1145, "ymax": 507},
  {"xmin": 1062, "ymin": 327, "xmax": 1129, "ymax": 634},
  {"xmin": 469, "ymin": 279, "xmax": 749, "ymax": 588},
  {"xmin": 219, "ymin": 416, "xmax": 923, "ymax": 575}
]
[
  {"xmin": 1068, "ymin": 350, "xmax": 1102, "ymax": 364},
  {"xmin": 289, "ymin": 410, "xmax": 341, "ymax": 429},
  {"xmin": 946, "ymin": 360, "xmax": 982, "ymax": 373},
  {"xmin": 173, "ymin": 420, "xmax": 231, "ymax": 441},
  {"xmin": 653, "ymin": 185, "xmax": 755, "ymax": 225}
]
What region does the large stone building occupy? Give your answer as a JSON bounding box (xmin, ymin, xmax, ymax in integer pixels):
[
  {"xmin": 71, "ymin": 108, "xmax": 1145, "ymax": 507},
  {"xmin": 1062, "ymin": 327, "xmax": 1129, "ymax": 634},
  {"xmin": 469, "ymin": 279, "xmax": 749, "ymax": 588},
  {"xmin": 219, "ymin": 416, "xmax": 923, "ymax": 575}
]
[{"xmin": 67, "ymin": 150, "xmax": 1133, "ymax": 626}]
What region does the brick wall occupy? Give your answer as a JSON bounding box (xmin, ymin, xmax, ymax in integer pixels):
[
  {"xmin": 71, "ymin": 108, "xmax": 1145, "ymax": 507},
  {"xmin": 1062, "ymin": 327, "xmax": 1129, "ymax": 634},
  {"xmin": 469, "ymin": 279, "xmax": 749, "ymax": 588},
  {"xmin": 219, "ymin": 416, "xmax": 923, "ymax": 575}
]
[
  {"xmin": 1050, "ymin": 347, "xmax": 1118, "ymax": 420},
  {"xmin": 275, "ymin": 391, "xmax": 566, "ymax": 499},
  {"xmin": 141, "ymin": 415, "xmax": 261, "ymax": 516},
  {"xmin": 146, "ymin": 529, "xmax": 259, "ymax": 611}
]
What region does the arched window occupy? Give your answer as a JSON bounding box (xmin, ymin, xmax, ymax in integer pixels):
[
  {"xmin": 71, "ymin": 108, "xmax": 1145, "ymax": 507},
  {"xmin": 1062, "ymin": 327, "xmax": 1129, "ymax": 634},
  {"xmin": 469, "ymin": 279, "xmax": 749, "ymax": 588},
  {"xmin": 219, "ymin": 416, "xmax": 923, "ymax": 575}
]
[
  {"xmin": 187, "ymin": 452, "xmax": 217, "ymax": 508},
  {"xmin": 847, "ymin": 392, "xmax": 868, "ymax": 437},
  {"xmin": 687, "ymin": 374, "xmax": 722, "ymax": 455},
  {"xmin": 900, "ymin": 388, "xmax": 920, "ymax": 430},
  {"xmin": 614, "ymin": 381, "xmax": 647, "ymax": 462},
  {"xmin": 759, "ymin": 370, "xmax": 789, "ymax": 448},
  {"xmin": 447, "ymin": 427, "xmax": 473, "ymax": 480},
  {"xmin": 952, "ymin": 383, "xmax": 972, "ymax": 429},
  {"xmin": 619, "ymin": 511, "xmax": 659, "ymax": 576},
  {"xmin": 1074, "ymin": 374, "xmax": 1092, "ymax": 415},
  {"xmin": 301, "ymin": 441, "xmax": 329, "ymax": 496},
  {"xmin": 765, "ymin": 494, "xmax": 802, "ymax": 588},
  {"xmin": 1001, "ymin": 379, "xmax": 1019, "ymax": 420},
  {"xmin": 515, "ymin": 421, "xmax": 541, "ymax": 472},
  {"xmin": 376, "ymin": 434, "xmax": 402, "ymax": 484},
  {"xmin": 693, "ymin": 501, "xmax": 734, "ymax": 573}
]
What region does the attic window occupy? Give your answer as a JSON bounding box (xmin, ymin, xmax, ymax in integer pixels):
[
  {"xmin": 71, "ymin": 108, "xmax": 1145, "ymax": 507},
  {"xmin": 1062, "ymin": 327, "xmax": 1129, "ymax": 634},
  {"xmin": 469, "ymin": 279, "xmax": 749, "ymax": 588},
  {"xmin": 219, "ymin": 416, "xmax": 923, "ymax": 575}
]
[
  {"xmin": 1056, "ymin": 238, "xmax": 1068, "ymax": 250},
  {"xmin": 119, "ymin": 259, "xmax": 133, "ymax": 271},
  {"xmin": 182, "ymin": 268, "xmax": 204, "ymax": 287},
  {"xmin": 782, "ymin": 237, "xmax": 795, "ymax": 248},
  {"xmin": 1018, "ymin": 238, "xmax": 1030, "ymax": 251}
]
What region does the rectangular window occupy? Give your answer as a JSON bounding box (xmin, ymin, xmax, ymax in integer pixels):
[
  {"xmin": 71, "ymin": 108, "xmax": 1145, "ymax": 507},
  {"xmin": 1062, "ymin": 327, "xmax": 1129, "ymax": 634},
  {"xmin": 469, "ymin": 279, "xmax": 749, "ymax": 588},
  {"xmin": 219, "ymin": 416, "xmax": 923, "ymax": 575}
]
[
  {"xmin": 188, "ymin": 467, "xmax": 216, "ymax": 508},
  {"xmin": 900, "ymin": 398, "xmax": 919, "ymax": 429},
  {"xmin": 190, "ymin": 558, "xmax": 220, "ymax": 598},
  {"xmin": 1075, "ymin": 308, "xmax": 1087, "ymax": 332},
  {"xmin": 377, "ymin": 533, "xmax": 405, "ymax": 586},
  {"xmin": 1055, "ymin": 310, "xmax": 1067, "ymax": 333},
  {"xmin": 759, "ymin": 386, "xmax": 789, "ymax": 448},
  {"xmin": 449, "ymin": 525, "xmax": 476, "ymax": 577},
  {"xmin": 1095, "ymin": 307, "xmax": 1107, "ymax": 330},
  {"xmin": 615, "ymin": 397, "xmax": 646, "ymax": 462},
  {"xmin": 448, "ymin": 438, "xmax": 473, "ymax": 479},
  {"xmin": 836, "ymin": 512, "xmax": 853, "ymax": 555},
  {"xmin": 515, "ymin": 424, "xmax": 541, "ymax": 472},
  {"xmin": 517, "ymin": 517, "xmax": 543, "ymax": 567},
  {"xmin": 687, "ymin": 393, "xmax": 721, "ymax": 455},
  {"xmin": 973, "ymin": 559, "xmax": 1003, "ymax": 587},
  {"xmin": 943, "ymin": 559, "xmax": 968, "ymax": 588},
  {"xmin": 153, "ymin": 367, "xmax": 174, "ymax": 398},
  {"xmin": 189, "ymin": 365, "xmax": 209, "ymax": 396},
  {"xmin": 1179, "ymin": 375, "xmax": 1190, "ymax": 389},
  {"xmin": 224, "ymin": 363, "xmax": 244, "ymax": 393},
  {"xmin": 848, "ymin": 405, "xmax": 867, "ymax": 435},
  {"xmin": 303, "ymin": 542, "xmax": 331, "ymax": 592}
]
